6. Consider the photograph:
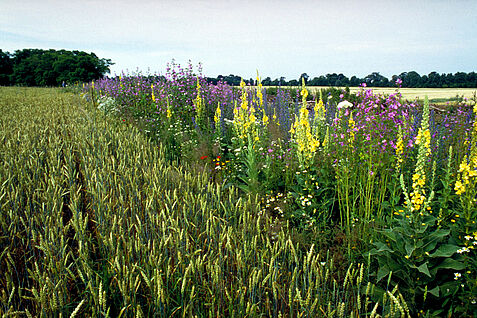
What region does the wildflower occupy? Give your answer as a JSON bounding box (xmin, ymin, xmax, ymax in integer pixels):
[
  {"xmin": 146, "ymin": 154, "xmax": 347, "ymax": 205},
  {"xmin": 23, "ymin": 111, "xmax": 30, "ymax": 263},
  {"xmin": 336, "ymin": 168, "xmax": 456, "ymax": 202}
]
[
  {"xmin": 454, "ymin": 272, "xmax": 461, "ymax": 280},
  {"xmin": 337, "ymin": 100, "xmax": 353, "ymax": 109},
  {"xmin": 214, "ymin": 103, "xmax": 221, "ymax": 131},
  {"xmin": 290, "ymin": 82, "xmax": 320, "ymax": 167},
  {"xmin": 408, "ymin": 97, "xmax": 431, "ymax": 212},
  {"xmin": 200, "ymin": 155, "xmax": 208, "ymax": 160},
  {"xmin": 151, "ymin": 84, "xmax": 155, "ymax": 102}
]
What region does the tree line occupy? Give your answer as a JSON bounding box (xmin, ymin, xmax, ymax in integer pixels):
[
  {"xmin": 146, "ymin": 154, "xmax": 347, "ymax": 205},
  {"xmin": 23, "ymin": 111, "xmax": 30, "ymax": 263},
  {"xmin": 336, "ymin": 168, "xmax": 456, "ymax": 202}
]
[
  {"xmin": 0, "ymin": 49, "xmax": 113, "ymax": 86},
  {"xmin": 1, "ymin": 49, "xmax": 474, "ymax": 89},
  {"xmin": 207, "ymin": 71, "xmax": 477, "ymax": 88}
]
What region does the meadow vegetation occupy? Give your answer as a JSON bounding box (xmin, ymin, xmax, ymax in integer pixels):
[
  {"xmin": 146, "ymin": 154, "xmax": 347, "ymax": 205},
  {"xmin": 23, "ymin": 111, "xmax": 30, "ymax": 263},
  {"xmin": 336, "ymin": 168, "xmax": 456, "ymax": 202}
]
[{"xmin": 1, "ymin": 60, "xmax": 476, "ymax": 317}]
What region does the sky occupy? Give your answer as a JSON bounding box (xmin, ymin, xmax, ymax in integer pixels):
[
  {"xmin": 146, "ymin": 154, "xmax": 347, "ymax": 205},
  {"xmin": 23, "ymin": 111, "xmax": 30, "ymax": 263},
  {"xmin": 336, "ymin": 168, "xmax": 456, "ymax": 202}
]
[{"xmin": 1, "ymin": 0, "xmax": 476, "ymax": 80}]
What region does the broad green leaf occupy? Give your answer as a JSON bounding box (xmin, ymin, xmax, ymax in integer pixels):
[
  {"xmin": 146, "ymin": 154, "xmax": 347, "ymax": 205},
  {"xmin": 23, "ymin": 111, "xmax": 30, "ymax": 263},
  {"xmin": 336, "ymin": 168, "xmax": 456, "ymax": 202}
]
[
  {"xmin": 380, "ymin": 229, "xmax": 398, "ymax": 242},
  {"xmin": 428, "ymin": 286, "xmax": 440, "ymax": 297},
  {"xmin": 417, "ymin": 262, "xmax": 431, "ymax": 277},
  {"xmin": 372, "ymin": 242, "xmax": 394, "ymax": 253},
  {"xmin": 415, "ymin": 223, "xmax": 429, "ymax": 234},
  {"xmin": 431, "ymin": 258, "xmax": 465, "ymax": 275},
  {"xmin": 377, "ymin": 266, "xmax": 390, "ymax": 283},
  {"xmin": 426, "ymin": 229, "xmax": 450, "ymax": 241},
  {"xmin": 404, "ymin": 242, "xmax": 415, "ymax": 257},
  {"xmin": 429, "ymin": 244, "xmax": 459, "ymax": 258}
]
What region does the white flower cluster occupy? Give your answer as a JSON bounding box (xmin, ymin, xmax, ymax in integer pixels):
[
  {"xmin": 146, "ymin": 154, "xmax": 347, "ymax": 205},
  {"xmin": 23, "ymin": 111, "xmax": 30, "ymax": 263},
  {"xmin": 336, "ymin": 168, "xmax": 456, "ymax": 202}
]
[
  {"xmin": 97, "ymin": 96, "xmax": 119, "ymax": 115},
  {"xmin": 300, "ymin": 194, "xmax": 313, "ymax": 207},
  {"xmin": 337, "ymin": 100, "xmax": 353, "ymax": 109}
]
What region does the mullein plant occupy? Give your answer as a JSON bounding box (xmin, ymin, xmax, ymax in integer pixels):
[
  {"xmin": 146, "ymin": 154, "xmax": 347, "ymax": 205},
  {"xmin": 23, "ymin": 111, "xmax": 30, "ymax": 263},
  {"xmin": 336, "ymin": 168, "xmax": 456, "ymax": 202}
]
[
  {"xmin": 231, "ymin": 79, "xmax": 261, "ymax": 195},
  {"xmin": 288, "ymin": 79, "xmax": 327, "ymax": 226},
  {"xmin": 193, "ymin": 78, "xmax": 208, "ymax": 132},
  {"xmin": 454, "ymin": 102, "xmax": 477, "ymax": 231},
  {"xmin": 370, "ymin": 97, "xmax": 466, "ymax": 316},
  {"xmin": 289, "ymin": 78, "xmax": 320, "ymax": 169},
  {"xmin": 312, "ymin": 90, "xmax": 326, "ymax": 141}
]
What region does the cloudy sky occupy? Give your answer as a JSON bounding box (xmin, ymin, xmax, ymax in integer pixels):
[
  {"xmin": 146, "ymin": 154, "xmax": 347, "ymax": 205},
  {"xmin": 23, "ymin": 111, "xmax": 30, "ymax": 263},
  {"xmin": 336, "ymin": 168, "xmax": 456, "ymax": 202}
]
[{"xmin": 1, "ymin": 0, "xmax": 476, "ymax": 80}]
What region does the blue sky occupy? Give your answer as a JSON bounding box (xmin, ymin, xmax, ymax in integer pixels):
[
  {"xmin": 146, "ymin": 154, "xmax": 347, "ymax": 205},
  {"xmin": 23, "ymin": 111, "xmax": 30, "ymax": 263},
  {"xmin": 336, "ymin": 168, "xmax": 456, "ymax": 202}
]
[{"xmin": 1, "ymin": 0, "xmax": 476, "ymax": 80}]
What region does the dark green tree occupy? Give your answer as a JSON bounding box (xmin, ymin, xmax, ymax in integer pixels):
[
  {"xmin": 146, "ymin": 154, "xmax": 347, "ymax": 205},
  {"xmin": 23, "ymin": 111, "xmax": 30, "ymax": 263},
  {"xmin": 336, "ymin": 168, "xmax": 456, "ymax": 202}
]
[
  {"xmin": 7, "ymin": 49, "xmax": 113, "ymax": 86},
  {"xmin": 0, "ymin": 50, "xmax": 13, "ymax": 85}
]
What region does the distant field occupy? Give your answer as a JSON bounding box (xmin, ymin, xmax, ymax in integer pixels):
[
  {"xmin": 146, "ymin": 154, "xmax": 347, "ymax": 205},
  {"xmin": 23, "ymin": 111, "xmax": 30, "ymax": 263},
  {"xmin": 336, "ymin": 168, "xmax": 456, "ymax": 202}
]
[{"xmin": 268, "ymin": 86, "xmax": 477, "ymax": 103}]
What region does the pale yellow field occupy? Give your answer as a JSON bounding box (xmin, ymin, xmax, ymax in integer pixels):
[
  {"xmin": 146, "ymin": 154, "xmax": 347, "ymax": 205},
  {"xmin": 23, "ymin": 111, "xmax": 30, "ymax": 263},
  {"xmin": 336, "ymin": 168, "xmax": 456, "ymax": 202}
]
[{"xmin": 270, "ymin": 86, "xmax": 477, "ymax": 102}]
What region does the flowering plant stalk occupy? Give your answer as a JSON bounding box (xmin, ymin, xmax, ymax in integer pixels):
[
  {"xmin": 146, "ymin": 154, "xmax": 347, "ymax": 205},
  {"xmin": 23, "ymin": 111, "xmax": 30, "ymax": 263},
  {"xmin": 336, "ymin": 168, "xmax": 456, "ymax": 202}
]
[
  {"xmin": 289, "ymin": 79, "xmax": 320, "ymax": 169},
  {"xmin": 370, "ymin": 97, "xmax": 466, "ymax": 316},
  {"xmin": 454, "ymin": 103, "xmax": 477, "ymax": 232},
  {"xmin": 231, "ymin": 79, "xmax": 264, "ymax": 195}
]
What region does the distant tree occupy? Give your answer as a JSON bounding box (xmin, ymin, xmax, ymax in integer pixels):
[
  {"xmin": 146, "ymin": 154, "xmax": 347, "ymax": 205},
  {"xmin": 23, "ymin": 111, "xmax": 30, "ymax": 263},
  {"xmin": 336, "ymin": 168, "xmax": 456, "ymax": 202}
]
[
  {"xmin": 288, "ymin": 79, "xmax": 299, "ymax": 86},
  {"xmin": 420, "ymin": 75, "xmax": 428, "ymax": 88},
  {"xmin": 204, "ymin": 70, "xmax": 476, "ymax": 89},
  {"xmin": 7, "ymin": 49, "xmax": 113, "ymax": 86},
  {"xmin": 364, "ymin": 72, "xmax": 387, "ymax": 87},
  {"xmin": 262, "ymin": 77, "xmax": 272, "ymax": 86},
  {"xmin": 350, "ymin": 76, "xmax": 360, "ymax": 86},
  {"xmin": 0, "ymin": 50, "xmax": 13, "ymax": 85},
  {"xmin": 326, "ymin": 73, "xmax": 339, "ymax": 86},
  {"xmin": 405, "ymin": 71, "xmax": 421, "ymax": 87},
  {"xmin": 316, "ymin": 76, "xmax": 328, "ymax": 86},
  {"xmin": 467, "ymin": 72, "xmax": 477, "ymax": 88},
  {"xmin": 338, "ymin": 73, "xmax": 350, "ymax": 86},
  {"xmin": 453, "ymin": 72, "xmax": 467, "ymax": 88},
  {"xmin": 427, "ymin": 72, "xmax": 441, "ymax": 88},
  {"xmin": 308, "ymin": 77, "xmax": 319, "ymax": 86}
]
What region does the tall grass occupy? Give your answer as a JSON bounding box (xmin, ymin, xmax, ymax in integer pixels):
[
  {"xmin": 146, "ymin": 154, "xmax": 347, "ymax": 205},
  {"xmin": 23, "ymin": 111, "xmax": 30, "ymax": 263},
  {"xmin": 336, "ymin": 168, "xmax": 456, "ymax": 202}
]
[{"xmin": 0, "ymin": 87, "xmax": 406, "ymax": 317}]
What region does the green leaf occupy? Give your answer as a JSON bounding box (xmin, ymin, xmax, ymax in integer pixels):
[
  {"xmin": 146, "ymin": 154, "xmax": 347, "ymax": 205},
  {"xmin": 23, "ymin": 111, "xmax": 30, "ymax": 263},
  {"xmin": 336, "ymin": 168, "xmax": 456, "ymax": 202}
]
[
  {"xmin": 372, "ymin": 242, "xmax": 394, "ymax": 253},
  {"xmin": 431, "ymin": 258, "xmax": 465, "ymax": 275},
  {"xmin": 421, "ymin": 229, "xmax": 450, "ymax": 251},
  {"xmin": 380, "ymin": 229, "xmax": 398, "ymax": 242},
  {"xmin": 417, "ymin": 262, "xmax": 431, "ymax": 277},
  {"xmin": 404, "ymin": 242, "xmax": 415, "ymax": 257},
  {"xmin": 429, "ymin": 244, "xmax": 459, "ymax": 258},
  {"xmin": 428, "ymin": 286, "xmax": 440, "ymax": 297},
  {"xmin": 377, "ymin": 266, "xmax": 390, "ymax": 283},
  {"xmin": 415, "ymin": 223, "xmax": 429, "ymax": 234},
  {"xmin": 426, "ymin": 228, "xmax": 450, "ymax": 241}
]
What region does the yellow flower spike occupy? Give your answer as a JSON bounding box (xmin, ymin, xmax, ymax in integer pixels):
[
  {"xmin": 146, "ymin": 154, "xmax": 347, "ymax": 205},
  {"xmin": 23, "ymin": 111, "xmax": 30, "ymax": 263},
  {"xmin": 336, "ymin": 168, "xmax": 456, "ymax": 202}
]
[
  {"xmin": 300, "ymin": 77, "xmax": 308, "ymax": 105},
  {"xmin": 151, "ymin": 84, "xmax": 155, "ymax": 102},
  {"xmin": 262, "ymin": 112, "xmax": 269, "ymax": 126},
  {"xmin": 256, "ymin": 71, "xmax": 263, "ymax": 109}
]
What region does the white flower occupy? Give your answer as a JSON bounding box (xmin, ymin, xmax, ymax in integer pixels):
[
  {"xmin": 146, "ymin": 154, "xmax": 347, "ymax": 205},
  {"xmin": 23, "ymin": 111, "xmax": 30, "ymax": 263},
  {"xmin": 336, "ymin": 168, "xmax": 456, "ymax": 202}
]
[
  {"xmin": 454, "ymin": 272, "xmax": 461, "ymax": 280},
  {"xmin": 337, "ymin": 100, "xmax": 353, "ymax": 109},
  {"xmin": 465, "ymin": 235, "xmax": 473, "ymax": 240},
  {"xmin": 457, "ymin": 247, "xmax": 470, "ymax": 254}
]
